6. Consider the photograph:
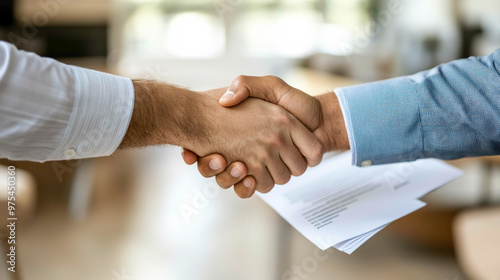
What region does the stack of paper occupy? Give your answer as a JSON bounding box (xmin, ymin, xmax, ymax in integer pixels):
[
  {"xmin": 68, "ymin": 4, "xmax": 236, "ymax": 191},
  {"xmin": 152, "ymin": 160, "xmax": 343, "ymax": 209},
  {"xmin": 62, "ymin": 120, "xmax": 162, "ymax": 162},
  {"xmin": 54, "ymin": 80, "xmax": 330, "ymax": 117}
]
[{"xmin": 258, "ymin": 152, "xmax": 463, "ymax": 254}]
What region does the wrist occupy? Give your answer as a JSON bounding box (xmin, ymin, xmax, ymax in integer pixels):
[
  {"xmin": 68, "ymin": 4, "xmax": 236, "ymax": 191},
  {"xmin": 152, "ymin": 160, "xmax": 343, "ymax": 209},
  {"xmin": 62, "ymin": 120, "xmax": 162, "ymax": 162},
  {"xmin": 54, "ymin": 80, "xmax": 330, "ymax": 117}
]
[{"xmin": 315, "ymin": 93, "xmax": 349, "ymax": 152}]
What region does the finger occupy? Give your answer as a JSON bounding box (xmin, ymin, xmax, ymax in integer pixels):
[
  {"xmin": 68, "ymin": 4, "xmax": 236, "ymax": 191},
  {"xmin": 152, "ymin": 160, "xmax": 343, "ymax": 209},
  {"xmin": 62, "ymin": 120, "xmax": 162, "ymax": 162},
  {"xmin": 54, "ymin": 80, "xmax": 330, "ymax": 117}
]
[
  {"xmin": 182, "ymin": 148, "xmax": 198, "ymax": 165},
  {"xmin": 289, "ymin": 120, "xmax": 324, "ymax": 167},
  {"xmin": 253, "ymin": 166, "xmax": 275, "ymax": 194},
  {"xmin": 266, "ymin": 153, "xmax": 292, "ymax": 186},
  {"xmin": 215, "ymin": 162, "xmax": 248, "ymax": 189},
  {"xmin": 234, "ymin": 176, "xmax": 256, "ymax": 198},
  {"xmin": 277, "ymin": 88, "xmax": 322, "ymax": 131},
  {"xmin": 196, "ymin": 154, "xmax": 227, "ymax": 177},
  {"xmin": 277, "ymin": 133, "xmax": 308, "ymax": 176}
]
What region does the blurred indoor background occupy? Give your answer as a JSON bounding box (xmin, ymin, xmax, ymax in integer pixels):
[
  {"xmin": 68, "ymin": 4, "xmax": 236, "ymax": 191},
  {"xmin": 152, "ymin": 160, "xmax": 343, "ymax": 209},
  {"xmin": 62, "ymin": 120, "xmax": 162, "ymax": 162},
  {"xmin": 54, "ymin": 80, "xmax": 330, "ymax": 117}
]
[{"xmin": 1, "ymin": 0, "xmax": 500, "ymax": 279}]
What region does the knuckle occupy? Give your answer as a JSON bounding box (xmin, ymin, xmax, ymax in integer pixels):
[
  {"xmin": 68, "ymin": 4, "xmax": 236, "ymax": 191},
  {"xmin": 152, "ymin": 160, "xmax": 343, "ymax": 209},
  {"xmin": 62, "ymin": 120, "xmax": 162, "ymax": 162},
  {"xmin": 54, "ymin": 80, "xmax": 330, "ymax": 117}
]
[
  {"xmin": 254, "ymin": 174, "xmax": 274, "ymax": 193},
  {"xmin": 258, "ymin": 127, "xmax": 274, "ymax": 141},
  {"xmin": 266, "ymin": 132, "xmax": 283, "ymax": 147},
  {"xmin": 264, "ymin": 76, "xmax": 289, "ymax": 101},
  {"xmin": 308, "ymin": 143, "xmax": 324, "ymax": 165},
  {"xmin": 247, "ymin": 162, "xmax": 263, "ymax": 175},
  {"xmin": 293, "ymin": 162, "xmax": 308, "ymax": 176},
  {"xmin": 266, "ymin": 75, "xmax": 284, "ymax": 86},
  {"xmin": 246, "ymin": 159, "xmax": 258, "ymax": 170},
  {"xmin": 251, "ymin": 145, "xmax": 272, "ymax": 164},
  {"xmin": 275, "ymin": 171, "xmax": 291, "ymax": 185},
  {"xmin": 257, "ymin": 150, "xmax": 271, "ymax": 164},
  {"xmin": 272, "ymin": 110, "xmax": 293, "ymax": 126},
  {"xmin": 233, "ymin": 75, "xmax": 248, "ymax": 87},
  {"xmin": 258, "ymin": 182, "xmax": 275, "ymax": 194}
]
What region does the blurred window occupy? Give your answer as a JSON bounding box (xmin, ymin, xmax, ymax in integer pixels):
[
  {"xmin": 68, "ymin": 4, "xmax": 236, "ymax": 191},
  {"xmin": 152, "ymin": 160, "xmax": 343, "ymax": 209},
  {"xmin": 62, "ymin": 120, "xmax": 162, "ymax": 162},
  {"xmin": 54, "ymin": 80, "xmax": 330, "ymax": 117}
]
[{"xmin": 121, "ymin": 0, "xmax": 371, "ymax": 58}]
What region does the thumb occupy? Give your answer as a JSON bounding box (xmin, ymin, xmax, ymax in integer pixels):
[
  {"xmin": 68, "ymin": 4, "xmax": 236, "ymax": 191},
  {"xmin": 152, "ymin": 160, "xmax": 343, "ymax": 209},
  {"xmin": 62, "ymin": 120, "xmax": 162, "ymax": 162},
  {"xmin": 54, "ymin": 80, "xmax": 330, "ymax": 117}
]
[
  {"xmin": 219, "ymin": 76, "xmax": 251, "ymax": 107},
  {"xmin": 219, "ymin": 75, "xmax": 320, "ymax": 131},
  {"xmin": 219, "ymin": 75, "xmax": 284, "ymax": 107}
]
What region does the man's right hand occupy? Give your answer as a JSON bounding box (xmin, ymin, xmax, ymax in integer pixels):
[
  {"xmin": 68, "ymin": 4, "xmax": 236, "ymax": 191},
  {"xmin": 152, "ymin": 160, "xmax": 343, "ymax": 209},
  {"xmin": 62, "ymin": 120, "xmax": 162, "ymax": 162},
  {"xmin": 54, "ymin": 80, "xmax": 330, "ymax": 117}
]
[
  {"xmin": 184, "ymin": 86, "xmax": 325, "ymax": 196},
  {"xmin": 183, "ymin": 76, "xmax": 350, "ymax": 198}
]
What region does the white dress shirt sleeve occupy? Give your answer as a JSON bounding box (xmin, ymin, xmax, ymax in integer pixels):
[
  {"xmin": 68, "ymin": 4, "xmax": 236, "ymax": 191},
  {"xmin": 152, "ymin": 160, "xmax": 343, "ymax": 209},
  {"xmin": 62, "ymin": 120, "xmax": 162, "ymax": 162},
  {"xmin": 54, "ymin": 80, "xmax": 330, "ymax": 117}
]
[{"xmin": 0, "ymin": 41, "xmax": 134, "ymax": 162}]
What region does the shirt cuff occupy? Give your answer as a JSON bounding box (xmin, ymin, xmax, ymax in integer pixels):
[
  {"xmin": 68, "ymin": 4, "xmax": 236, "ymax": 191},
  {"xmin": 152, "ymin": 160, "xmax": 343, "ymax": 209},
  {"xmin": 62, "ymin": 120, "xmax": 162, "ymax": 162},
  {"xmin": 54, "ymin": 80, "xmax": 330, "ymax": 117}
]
[
  {"xmin": 49, "ymin": 67, "xmax": 134, "ymax": 160},
  {"xmin": 334, "ymin": 77, "xmax": 424, "ymax": 166}
]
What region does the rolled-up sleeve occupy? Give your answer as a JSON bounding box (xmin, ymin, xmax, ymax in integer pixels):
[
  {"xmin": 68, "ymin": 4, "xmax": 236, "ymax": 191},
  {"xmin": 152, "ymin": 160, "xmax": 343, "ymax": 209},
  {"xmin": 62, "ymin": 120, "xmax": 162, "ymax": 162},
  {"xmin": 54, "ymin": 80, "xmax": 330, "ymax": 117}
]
[
  {"xmin": 0, "ymin": 41, "xmax": 134, "ymax": 162},
  {"xmin": 336, "ymin": 49, "xmax": 500, "ymax": 166}
]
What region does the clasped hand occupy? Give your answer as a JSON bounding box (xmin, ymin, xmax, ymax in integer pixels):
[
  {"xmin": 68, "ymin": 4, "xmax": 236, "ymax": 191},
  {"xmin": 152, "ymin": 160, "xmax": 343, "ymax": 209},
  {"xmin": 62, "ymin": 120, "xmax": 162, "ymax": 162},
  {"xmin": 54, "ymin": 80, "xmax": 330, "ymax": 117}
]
[{"xmin": 182, "ymin": 76, "xmax": 346, "ymax": 198}]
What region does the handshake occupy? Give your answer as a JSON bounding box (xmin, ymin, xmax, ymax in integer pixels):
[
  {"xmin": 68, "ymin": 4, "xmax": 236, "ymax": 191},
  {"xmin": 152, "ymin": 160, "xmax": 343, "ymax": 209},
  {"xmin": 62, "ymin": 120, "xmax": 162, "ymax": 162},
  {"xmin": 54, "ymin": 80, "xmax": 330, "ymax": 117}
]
[
  {"xmin": 179, "ymin": 76, "xmax": 350, "ymax": 198},
  {"xmin": 123, "ymin": 76, "xmax": 349, "ymax": 198}
]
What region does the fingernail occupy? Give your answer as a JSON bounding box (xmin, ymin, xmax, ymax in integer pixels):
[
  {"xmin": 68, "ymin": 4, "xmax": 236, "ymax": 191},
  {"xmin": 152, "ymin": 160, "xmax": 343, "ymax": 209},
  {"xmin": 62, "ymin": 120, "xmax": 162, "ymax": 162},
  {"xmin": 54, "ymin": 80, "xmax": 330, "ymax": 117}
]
[
  {"xmin": 220, "ymin": 90, "xmax": 234, "ymax": 102},
  {"xmin": 209, "ymin": 158, "xmax": 222, "ymax": 170},
  {"xmin": 243, "ymin": 178, "xmax": 252, "ymax": 188},
  {"xmin": 230, "ymin": 166, "xmax": 243, "ymax": 178}
]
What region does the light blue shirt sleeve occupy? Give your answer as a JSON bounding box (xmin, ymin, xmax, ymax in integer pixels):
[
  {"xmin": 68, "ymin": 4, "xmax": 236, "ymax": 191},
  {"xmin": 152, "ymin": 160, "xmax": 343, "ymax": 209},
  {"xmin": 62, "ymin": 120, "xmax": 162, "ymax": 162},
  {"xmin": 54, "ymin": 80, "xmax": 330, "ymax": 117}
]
[{"xmin": 335, "ymin": 49, "xmax": 500, "ymax": 166}]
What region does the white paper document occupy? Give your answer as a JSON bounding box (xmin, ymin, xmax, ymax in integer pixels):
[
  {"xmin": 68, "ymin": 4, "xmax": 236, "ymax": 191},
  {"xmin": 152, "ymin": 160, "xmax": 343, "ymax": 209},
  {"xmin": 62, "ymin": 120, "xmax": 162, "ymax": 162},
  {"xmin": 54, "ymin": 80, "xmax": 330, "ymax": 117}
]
[{"xmin": 258, "ymin": 152, "xmax": 463, "ymax": 254}]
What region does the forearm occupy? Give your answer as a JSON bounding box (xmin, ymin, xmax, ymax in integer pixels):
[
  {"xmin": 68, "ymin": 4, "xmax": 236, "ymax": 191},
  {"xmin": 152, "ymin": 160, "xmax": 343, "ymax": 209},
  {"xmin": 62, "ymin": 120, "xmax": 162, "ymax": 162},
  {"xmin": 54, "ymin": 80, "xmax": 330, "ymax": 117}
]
[{"xmin": 119, "ymin": 80, "xmax": 207, "ymax": 150}]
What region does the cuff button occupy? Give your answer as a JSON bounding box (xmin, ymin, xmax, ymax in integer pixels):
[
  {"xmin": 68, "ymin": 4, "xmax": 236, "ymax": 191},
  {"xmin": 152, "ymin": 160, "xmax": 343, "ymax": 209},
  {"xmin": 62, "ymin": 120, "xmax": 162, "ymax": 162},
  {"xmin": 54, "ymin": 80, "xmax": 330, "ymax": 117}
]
[
  {"xmin": 65, "ymin": 148, "xmax": 76, "ymax": 158},
  {"xmin": 361, "ymin": 160, "xmax": 372, "ymax": 167}
]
